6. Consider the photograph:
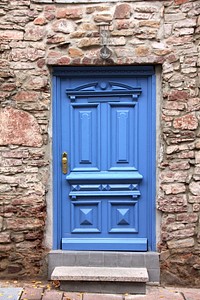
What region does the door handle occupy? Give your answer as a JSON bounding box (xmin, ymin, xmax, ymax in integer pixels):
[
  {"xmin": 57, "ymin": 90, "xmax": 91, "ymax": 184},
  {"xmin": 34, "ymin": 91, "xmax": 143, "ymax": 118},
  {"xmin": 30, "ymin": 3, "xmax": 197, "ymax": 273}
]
[{"xmin": 62, "ymin": 152, "xmax": 68, "ymax": 174}]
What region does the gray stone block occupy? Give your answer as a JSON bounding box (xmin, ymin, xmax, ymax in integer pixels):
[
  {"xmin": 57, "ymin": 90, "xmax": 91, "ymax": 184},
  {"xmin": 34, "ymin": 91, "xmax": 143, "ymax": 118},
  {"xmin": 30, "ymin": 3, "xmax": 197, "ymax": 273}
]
[
  {"xmin": 104, "ymin": 252, "xmax": 118, "ymax": 267},
  {"xmin": 89, "ymin": 251, "xmax": 105, "ymax": 266},
  {"xmin": 145, "ymin": 252, "xmax": 160, "ymax": 269},
  {"xmin": 48, "ymin": 250, "xmax": 76, "ymax": 278},
  {"xmin": 52, "ymin": 266, "xmax": 148, "ymax": 282},
  {"xmin": 60, "ymin": 281, "xmax": 146, "ymax": 295},
  {"xmin": 75, "ymin": 252, "xmax": 90, "ymax": 266},
  {"xmin": 130, "ymin": 253, "xmax": 145, "ymax": 267},
  {"xmin": 148, "ymin": 268, "xmax": 160, "ymax": 283},
  {"xmin": 117, "ymin": 252, "xmax": 133, "ymax": 267}
]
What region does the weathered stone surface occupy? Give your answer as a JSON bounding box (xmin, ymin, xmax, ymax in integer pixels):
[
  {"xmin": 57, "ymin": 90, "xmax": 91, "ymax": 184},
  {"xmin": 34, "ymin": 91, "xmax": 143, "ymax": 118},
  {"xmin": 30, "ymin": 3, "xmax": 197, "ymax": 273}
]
[
  {"xmin": 11, "ymin": 48, "xmax": 45, "ymax": 62},
  {"xmin": 0, "ymin": 107, "xmax": 43, "ymax": 147},
  {"xmin": 52, "ymin": 19, "xmax": 75, "ymax": 33},
  {"xmin": 114, "ymin": 4, "xmax": 131, "ymax": 19},
  {"xmin": 0, "ymin": 232, "xmax": 11, "ymax": 243},
  {"xmin": 189, "ymin": 182, "xmax": 200, "ymax": 196},
  {"xmin": 56, "ymin": 8, "xmax": 82, "ymax": 19},
  {"xmin": 23, "ymin": 76, "xmax": 48, "ymax": 90},
  {"xmin": 78, "ymin": 38, "xmax": 99, "ymax": 48},
  {"xmin": 34, "ymin": 17, "xmax": 48, "ymax": 26},
  {"xmin": 161, "ymin": 183, "xmax": 186, "ymax": 195},
  {"xmin": 168, "ymin": 90, "xmax": 189, "ymax": 101},
  {"xmin": 68, "ymin": 47, "xmax": 84, "ymax": 58},
  {"xmin": 6, "ymin": 218, "xmax": 44, "ymax": 231},
  {"xmin": 135, "ymin": 46, "xmax": 150, "ymax": 56},
  {"xmin": 13, "ymin": 91, "xmax": 40, "ymax": 102},
  {"xmin": 94, "ymin": 13, "xmax": 113, "ymax": 23},
  {"xmin": 158, "ymin": 195, "xmax": 187, "ymax": 212},
  {"xmin": 176, "ymin": 213, "xmax": 198, "ymax": 223},
  {"xmin": 24, "ymin": 25, "xmax": 46, "ymax": 41},
  {"xmin": 0, "ymin": 30, "xmax": 24, "ymax": 40},
  {"xmin": 173, "ymin": 113, "xmax": 198, "ymax": 130},
  {"xmin": 167, "ymin": 238, "xmax": 195, "ymax": 249}
]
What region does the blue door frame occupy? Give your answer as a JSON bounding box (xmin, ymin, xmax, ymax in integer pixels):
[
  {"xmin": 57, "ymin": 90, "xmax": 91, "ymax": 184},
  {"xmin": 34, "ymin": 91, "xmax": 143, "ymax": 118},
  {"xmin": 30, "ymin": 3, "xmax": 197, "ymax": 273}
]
[{"xmin": 52, "ymin": 66, "xmax": 156, "ymax": 251}]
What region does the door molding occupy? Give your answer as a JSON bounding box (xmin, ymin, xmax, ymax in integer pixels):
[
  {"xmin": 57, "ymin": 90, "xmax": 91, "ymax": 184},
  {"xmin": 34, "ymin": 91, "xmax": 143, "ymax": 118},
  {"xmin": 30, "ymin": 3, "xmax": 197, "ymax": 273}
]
[{"xmin": 52, "ymin": 66, "xmax": 156, "ymax": 251}]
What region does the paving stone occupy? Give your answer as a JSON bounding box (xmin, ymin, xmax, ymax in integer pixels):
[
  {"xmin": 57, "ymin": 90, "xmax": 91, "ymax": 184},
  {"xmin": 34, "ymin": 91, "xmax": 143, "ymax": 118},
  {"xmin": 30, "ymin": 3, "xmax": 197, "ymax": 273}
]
[
  {"xmin": 122, "ymin": 286, "xmax": 186, "ymax": 300},
  {"xmin": 20, "ymin": 287, "xmax": 44, "ymax": 300},
  {"xmin": 83, "ymin": 293, "xmax": 123, "ymax": 300},
  {"xmin": 42, "ymin": 290, "xmax": 64, "ymax": 300},
  {"xmin": 63, "ymin": 292, "xmax": 83, "ymax": 300},
  {"xmin": 176, "ymin": 288, "xmax": 200, "ymax": 300},
  {"xmin": 0, "ymin": 288, "xmax": 23, "ymax": 300}
]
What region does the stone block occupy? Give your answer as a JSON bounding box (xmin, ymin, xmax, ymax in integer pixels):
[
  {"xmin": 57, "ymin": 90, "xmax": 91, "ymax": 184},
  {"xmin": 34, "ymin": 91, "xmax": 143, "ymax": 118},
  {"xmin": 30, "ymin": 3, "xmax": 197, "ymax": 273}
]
[
  {"xmin": 0, "ymin": 232, "xmax": 11, "ymax": 243},
  {"xmin": 117, "ymin": 252, "xmax": 133, "ymax": 267},
  {"xmin": 189, "ymin": 181, "xmax": 200, "ymax": 196},
  {"xmin": 0, "ymin": 30, "xmax": 24, "ymax": 40},
  {"xmin": 61, "ymin": 281, "xmax": 146, "ymax": 295},
  {"xmin": 21, "ymin": 287, "xmax": 44, "ymax": 300},
  {"xmin": 42, "ymin": 290, "xmax": 63, "ymax": 300},
  {"xmin": 63, "ymin": 292, "xmax": 82, "ymax": 300},
  {"xmin": 167, "ymin": 238, "xmax": 195, "ymax": 249},
  {"xmin": 114, "ymin": 4, "xmax": 131, "ymax": 19},
  {"xmin": 89, "ymin": 251, "xmax": 104, "ymax": 267},
  {"xmin": 0, "ymin": 107, "xmax": 43, "ymax": 147},
  {"xmin": 161, "ymin": 183, "xmax": 186, "ymax": 195},
  {"xmin": 168, "ymin": 90, "xmax": 189, "ymax": 101},
  {"xmin": 52, "ymin": 19, "xmax": 75, "ymax": 33},
  {"xmin": 24, "ymin": 25, "xmax": 46, "ymax": 41},
  {"xmin": 104, "ymin": 252, "xmax": 118, "ymax": 267},
  {"xmin": 83, "ymin": 293, "xmax": 122, "ymax": 300},
  {"xmin": 0, "ymin": 288, "xmax": 23, "ymax": 300}
]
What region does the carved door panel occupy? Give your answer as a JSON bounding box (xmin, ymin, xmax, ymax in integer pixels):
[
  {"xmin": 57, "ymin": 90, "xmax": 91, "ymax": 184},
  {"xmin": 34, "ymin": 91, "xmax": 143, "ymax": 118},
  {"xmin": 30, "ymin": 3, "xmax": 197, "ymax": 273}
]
[{"xmin": 53, "ymin": 66, "xmax": 156, "ymax": 251}]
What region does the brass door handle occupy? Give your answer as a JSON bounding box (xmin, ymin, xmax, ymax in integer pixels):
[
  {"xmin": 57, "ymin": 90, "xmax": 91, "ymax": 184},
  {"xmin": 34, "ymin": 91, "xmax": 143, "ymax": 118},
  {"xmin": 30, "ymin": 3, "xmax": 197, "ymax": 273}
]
[{"xmin": 62, "ymin": 152, "xmax": 68, "ymax": 174}]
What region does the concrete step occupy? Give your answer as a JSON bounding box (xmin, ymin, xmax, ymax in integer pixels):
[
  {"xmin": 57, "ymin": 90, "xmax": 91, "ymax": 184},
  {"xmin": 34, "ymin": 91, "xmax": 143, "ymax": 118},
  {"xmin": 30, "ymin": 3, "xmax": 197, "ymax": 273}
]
[
  {"xmin": 51, "ymin": 266, "xmax": 149, "ymax": 294},
  {"xmin": 48, "ymin": 251, "xmax": 160, "ymax": 283}
]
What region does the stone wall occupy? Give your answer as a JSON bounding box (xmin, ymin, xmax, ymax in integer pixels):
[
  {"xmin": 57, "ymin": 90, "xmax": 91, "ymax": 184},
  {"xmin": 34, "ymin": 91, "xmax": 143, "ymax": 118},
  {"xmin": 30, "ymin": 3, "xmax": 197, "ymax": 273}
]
[{"xmin": 0, "ymin": 0, "xmax": 200, "ymax": 285}]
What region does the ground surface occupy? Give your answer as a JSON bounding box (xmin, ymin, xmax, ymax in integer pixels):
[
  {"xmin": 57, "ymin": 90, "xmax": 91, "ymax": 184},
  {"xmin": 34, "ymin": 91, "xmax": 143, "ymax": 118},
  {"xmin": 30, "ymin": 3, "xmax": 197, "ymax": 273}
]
[{"xmin": 0, "ymin": 280, "xmax": 200, "ymax": 300}]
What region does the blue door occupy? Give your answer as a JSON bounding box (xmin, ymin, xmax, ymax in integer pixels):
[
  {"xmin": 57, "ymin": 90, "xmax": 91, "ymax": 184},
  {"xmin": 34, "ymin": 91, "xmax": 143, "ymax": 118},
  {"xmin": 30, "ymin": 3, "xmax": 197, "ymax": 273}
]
[{"xmin": 53, "ymin": 66, "xmax": 156, "ymax": 251}]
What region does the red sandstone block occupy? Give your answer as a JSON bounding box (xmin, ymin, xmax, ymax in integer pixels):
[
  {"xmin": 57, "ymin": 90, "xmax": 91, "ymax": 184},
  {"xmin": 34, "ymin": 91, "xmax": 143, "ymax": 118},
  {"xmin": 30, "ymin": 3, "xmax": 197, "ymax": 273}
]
[
  {"xmin": 21, "ymin": 287, "xmax": 44, "ymax": 300},
  {"xmin": 42, "ymin": 290, "xmax": 63, "ymax": 300},
  {"xmin": 175, "ymin": 0, "xmax": 189, "ymax": 4},
  {"xmin": 168, "ymin": 90, "xmax": 189, "ymax": 101},
  {"xmin": 114, "ymin": 4, "xmax": 131, "ymax": 19}
]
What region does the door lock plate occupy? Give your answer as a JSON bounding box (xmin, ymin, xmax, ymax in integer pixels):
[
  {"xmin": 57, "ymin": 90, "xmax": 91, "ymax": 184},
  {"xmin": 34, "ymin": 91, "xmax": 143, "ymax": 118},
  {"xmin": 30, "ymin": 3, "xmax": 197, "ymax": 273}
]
[{"xmin": 62, "ymin": 152, "xmax": 68, "ymax": 174}]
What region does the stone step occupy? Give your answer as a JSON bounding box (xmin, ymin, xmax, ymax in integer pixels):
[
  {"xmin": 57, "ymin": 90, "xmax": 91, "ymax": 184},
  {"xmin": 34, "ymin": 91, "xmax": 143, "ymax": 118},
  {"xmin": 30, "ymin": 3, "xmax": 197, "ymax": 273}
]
[{"xmin": 51, "ymin": 266, "xmax": 149, "ymax": 294}]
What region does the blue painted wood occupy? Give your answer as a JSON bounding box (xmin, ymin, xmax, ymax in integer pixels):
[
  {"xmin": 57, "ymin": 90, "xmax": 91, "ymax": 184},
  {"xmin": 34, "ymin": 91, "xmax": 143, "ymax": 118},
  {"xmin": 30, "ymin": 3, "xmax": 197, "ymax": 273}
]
[
  {"xmin": 108, "ymin": 201, "xmax": 138, "ymax": 233},
  {"xmin": 53, "ymin": 66, "xmax": 156, "ymax": 251},
  {"xmin": 71, "ymin": 104, "xmax": 100, "ymax": 171},
  {"xmin": 66, "ymin": 171, "xmax": 143, "ymax": 182},
  {"xmin": 66, "ymin": 81, "xmax": 142, "ymax": 100},
  {"xmin": 62, "ymin": 238, "xmax": 147, "ymax": 251}
]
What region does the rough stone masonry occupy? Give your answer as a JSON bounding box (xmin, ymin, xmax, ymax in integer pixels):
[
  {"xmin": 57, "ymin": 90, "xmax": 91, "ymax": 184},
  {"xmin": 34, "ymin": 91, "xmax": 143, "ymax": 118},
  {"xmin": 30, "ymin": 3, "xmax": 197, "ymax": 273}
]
[{"xmin": 0, "ymin": 0, "xmax": 200, "ymax": 286}]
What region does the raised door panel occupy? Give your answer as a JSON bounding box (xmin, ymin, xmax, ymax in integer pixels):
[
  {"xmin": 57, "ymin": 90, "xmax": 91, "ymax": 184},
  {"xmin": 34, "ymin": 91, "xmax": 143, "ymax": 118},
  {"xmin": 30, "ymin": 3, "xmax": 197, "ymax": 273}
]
[
  {"xmin": 70, "ymin": 103, "xmax": 100, "ymax": 171},
  {"xmin": 108, "ymin": 103, "xmax": 137, "ymax": 171}
]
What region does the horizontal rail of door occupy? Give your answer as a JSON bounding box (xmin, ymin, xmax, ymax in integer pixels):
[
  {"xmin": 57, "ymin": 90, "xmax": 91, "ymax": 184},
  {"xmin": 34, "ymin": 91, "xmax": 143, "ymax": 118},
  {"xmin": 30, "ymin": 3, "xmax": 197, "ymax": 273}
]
[{"xmin": 69, "ymin": 191, "xmax": 141, "ymax": 199}]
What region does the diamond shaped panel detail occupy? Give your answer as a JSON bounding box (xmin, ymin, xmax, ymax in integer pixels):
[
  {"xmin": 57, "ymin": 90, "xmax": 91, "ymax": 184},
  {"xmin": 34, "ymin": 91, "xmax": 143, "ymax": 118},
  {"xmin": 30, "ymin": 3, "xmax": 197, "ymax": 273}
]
[
  {"xmin": 117, "ymin": 208, "xmax": 130, "ymax": 225},
  {"xmin": 80, "ymin": 208, "xmax": 93, "ymax": 225}
]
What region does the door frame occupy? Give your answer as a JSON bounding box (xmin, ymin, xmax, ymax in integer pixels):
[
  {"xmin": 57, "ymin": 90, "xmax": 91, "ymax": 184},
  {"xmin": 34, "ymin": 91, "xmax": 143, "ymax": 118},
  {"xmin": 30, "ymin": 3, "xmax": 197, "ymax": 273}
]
[{"xmin": 52, "ymin": 66, "xmax": 156, "ymax": 251}]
